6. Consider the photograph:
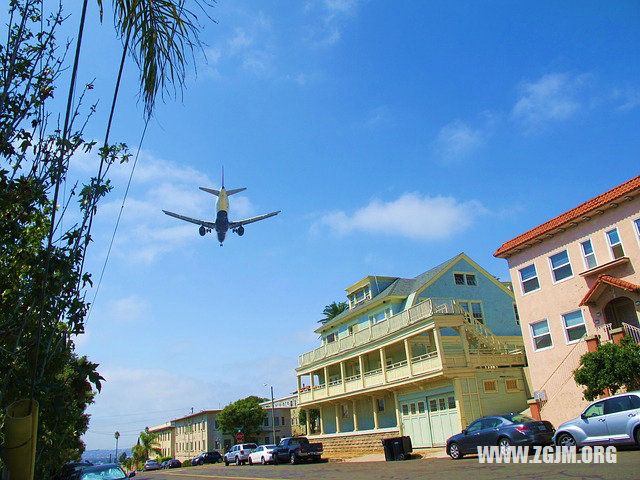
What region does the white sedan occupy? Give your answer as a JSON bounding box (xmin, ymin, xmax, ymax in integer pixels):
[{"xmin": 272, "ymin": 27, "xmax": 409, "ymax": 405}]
[{"xmin": 248, "ymin": 445, "xmax": 277, "ymax": 465}]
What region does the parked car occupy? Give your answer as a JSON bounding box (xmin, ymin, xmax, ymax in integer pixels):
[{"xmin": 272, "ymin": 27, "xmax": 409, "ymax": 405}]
[
  {"xmin": 193, "ymin": 451, "xmax": 223, "ymax": 465},
  {"xmin": 446, "ymin": 414, "xmax": 555, "ymax": 459},
  {"xmin": 165, "ymin": 459, "xmax": 182, "ymax": 468},
  {"xmin": 55, "ymin": 461, "xmax": 93, "ymax": 480},
  {"xmin": 272, "ymin": 437, "xmax": 323, "ymax": 464},
  {"xmin": 554, "ymin": 391, "xmax": 640, "ymax": 447},
  {"xmin": 143, "ymin": 459, "xmax": 161, "ymax": 471},
  {"xmin": 73, "ymin": 464, "xmax": 134, "ymax": 480},
  {"xmin": 247, "ymin": 445, "xmax": 277, "ymax": 465},
  {"xmin": 223, "ymin": 443, "xmax": 258, "ymax": 465}
]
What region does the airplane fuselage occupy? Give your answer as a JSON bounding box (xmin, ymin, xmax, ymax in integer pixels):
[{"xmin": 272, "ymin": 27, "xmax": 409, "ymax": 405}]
[{"xmin": 215, "ymin": 187, "xmax": 229, "ymax": 244}]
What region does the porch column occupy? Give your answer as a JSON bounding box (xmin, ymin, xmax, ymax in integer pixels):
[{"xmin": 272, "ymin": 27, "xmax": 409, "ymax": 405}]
[
  {"xmin": 334, "ymin": 404, "xmax": 341, "ymax": 433},
  {"xmin": 297, "ymin": 375, "xmax": 302, "ymax": 398},
  {"xmin": 403, "ymin": 338, "xmax": 413, "ymax": 377},
  {"xmin": 301, "ymin": 409, "xmax": 309, "ymax": 435},
  {"xmin": 372, "ymin": 396, "xmax": 380, "ymax": 429},
  {"xmin": 434, "ymin": 328, "xmax": 444, "ymax": 364},
  {"xmin": 340, "ymin": 361, "xmax": 346, "ymax": 392},
  {"xmin": 352, "ymin": 399, "xmax": 359, "ymax": 431},
  {"xmin": 393, "ymin": 390, "xmax": 403, "ymax": 435},
  {"xmin": 459, "ymin": 326, "xmax": 471, "ymax": 366},
  {"xmin": 310, "ymin": 370, "xmax": 315, "ymax": 400},
  {"xmin": 379, "ymin": 347, "xmax": 387, "ymax": 383},
  {"xmin": 358, "ymin": 355, "xmax": 365, "ymax": 388},
  {"xmin": 324, "ymin": 366, "xmax": 329, "ymax": 396},
  {"xmin": 319, "ymin": 406, "xmax": 325, "ymax": 435}
]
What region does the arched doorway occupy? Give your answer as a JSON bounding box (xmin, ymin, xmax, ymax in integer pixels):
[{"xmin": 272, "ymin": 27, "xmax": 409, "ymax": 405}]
[{"xmin": 603, "ymin": 297, "xmax": 639, "ymax": 329}]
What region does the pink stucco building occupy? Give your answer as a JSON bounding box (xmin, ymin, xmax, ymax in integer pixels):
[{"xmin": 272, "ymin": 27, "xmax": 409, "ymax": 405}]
[{"xmin": 494, "ymin": 175, "xmax": 640, "ymax": 428}]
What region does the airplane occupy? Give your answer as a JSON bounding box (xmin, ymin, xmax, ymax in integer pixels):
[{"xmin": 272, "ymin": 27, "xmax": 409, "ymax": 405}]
[{"xmin": 162, "ymin": 172, "xmax": 280, "ymax": 245}]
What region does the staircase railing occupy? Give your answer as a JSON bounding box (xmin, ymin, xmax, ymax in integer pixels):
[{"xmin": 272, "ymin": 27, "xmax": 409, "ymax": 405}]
[{"xmin": 622, "ymin": 322, "xmax": 640, "ymax": 344}]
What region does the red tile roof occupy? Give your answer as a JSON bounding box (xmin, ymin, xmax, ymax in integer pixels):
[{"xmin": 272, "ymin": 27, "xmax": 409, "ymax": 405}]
[
  {"xmin": 579, "ymin": 274, "xmax": 640, "ymax": 306},
  {"xmin": 494, "ymin": 175, "xmax": 640, "ymax": 258}
]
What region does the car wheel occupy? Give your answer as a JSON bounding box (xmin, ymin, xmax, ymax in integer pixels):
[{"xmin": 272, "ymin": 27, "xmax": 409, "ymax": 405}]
[
  {"xmin": 290, "ymin": 453, "xmax": 298, "ymax": 465},
  {"xmin": 635, "ymin": 427, "xmax": 640, "ymax": 445},
  {"xmin": 448, "ymin": 442, "xmax": 463, "ymax": 460},
  {"xmin": 556, "ymin": 432, "xmax": 576, "ymax": 448},
  {"xmin": 273, "ymin": 455, "xmax": 279, "ymax": 465},
  {"xmin": 261, "ymin": 456, "xmax": 266, "ymax": 465},
  {"xmin": 498, "ymin": 437, "xmax": 512, "ymax": 454},
  {"xmin": 248, "ymin": 457, "xmax": 253, "ymax": 465},
  {"xmin": 235, "ymin": 456, "xmax": 241, "ymax": 466},
  {"xmin": 224, "ymin": 459, "xmax": 229, "ymax": 466}
]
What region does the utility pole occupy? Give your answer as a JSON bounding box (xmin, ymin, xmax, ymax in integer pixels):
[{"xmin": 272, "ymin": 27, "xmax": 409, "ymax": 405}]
[
  {"xmin": 264, "ymin": 384, "xmax": 276, "ymax": 444},
  {"xmin": 115, "ymin": 431, "xmax": 120, "ymax": 463}
]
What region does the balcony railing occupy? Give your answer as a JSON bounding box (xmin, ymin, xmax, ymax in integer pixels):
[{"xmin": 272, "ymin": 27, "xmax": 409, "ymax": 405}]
[
  {"xmin": 299, "ymin": 298, "xmax": 457, "ymax": 367},
  {"xmin": 622, "ymin": 322, "xmax": 640, "ymax": 343}
]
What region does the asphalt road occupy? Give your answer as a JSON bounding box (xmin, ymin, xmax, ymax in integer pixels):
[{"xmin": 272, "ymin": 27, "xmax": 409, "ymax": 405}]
[{"xmin": 136, "ymin": 450, "xmax": 640, "ymax": 480}]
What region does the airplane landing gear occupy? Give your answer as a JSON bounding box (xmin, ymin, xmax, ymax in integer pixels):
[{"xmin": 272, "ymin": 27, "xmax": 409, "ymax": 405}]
[{"xmin": 199, "ymin": 226, "xmax": 206, "ymax": 236}]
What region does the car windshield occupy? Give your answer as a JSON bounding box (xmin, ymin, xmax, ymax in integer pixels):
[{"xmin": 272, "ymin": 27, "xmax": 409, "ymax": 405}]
[
  {"xmin": 299, "ymin": 438, "xmax": 309, "ymax": 445},
  {"xmin": 146, "ymin": 461, "xmax": 157, "ymax": 464},
  {"xmin": 265, "ymin": 444, "xmax": 276, "ymax": 449},
  {"xmin": 79, "ymin": 467, "xmax": 127, "ymax": 480},
  {"xmin": 502, "ymin": 414, "xmax": 536, "ymax": 424}
]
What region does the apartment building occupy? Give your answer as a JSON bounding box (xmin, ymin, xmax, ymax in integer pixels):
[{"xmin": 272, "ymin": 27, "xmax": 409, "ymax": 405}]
[
  {"xmin": 295, "ymin": 253, "xmax": 530, "ymax": 451},
  {"xmin": 494, "ymin": 175, "xmax": 640, "ymax": 427},
  {"xmin": 147, "ymin": 422, "xmax": 174, "ymax": 458},
  {"xmin": 150, "ymin": 410, "xmax": 234, "ymax": 463},
  {"xmin": 258, "ymin": 395, "xmax": 297, "ymax": 444}
]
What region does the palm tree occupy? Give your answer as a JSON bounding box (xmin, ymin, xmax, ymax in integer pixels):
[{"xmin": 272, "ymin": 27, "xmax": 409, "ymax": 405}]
[
  {"xmin": 318, "ymin": 301, "xmax": 348, "ymax": 324},
  {"xmin": 138, "ymin": 428, "xmax": 161, "ymax": 459}
]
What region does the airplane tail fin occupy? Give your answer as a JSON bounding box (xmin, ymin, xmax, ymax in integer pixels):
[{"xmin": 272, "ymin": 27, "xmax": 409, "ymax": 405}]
[
  {"xmin": 226, "ymin": 187, "xmax": 246, "ymax": 196},
  {"xmin": 199, "ymin": 187, "xmax": 220, "ymax": 196}
]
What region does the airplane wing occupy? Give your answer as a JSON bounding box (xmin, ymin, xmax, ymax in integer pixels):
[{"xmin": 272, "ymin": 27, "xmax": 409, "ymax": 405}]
[
  {"xmin": 162, "ymin": 210, "xmax": 216, "ymax": 229},
  {"xmin": 229, "ymin": 211, "xmax": 281, "ymax": 228}
]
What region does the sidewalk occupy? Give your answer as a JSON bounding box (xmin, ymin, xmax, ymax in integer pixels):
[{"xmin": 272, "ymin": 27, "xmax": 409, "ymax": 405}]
[{"xmin": 337, "ymin": 447, "xmax": 448, "ymax": 463}]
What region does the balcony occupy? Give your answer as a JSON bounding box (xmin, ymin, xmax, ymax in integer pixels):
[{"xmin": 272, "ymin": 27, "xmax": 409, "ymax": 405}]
[{"xmin": 299, "ymin": 298, "xmax": 456, "ymax": 368}]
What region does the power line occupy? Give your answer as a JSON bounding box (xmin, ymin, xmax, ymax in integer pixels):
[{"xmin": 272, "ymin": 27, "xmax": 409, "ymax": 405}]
[
  {"xmin": 86, "ymin": 117, "xmax": 150, "ymax": 324},
  {"xmin": 89, "ymin": 406, "xmax": 190, "ymax": 420}
]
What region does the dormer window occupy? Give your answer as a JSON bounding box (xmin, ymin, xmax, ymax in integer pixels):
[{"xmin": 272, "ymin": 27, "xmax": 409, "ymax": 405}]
[{"xmin": 349, "ymin": 286, "xmax": 371, "ymax": 308}]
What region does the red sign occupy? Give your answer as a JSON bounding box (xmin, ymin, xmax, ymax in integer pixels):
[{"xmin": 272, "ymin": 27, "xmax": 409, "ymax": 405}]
[{"xmin": 235, "ymin": 432, "xmax": 244, "ymax": 443}]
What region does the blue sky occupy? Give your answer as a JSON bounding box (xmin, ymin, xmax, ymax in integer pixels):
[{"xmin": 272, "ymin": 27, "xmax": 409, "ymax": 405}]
[{"xmin": 53, "ymin": 1, "xmax": 640, "ymax": 449}]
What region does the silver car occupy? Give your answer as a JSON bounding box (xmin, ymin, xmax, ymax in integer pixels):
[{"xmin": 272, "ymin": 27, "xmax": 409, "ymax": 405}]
[{"xmin": 553, "ymin": 391, "xmax": 640, "ymax": 447}]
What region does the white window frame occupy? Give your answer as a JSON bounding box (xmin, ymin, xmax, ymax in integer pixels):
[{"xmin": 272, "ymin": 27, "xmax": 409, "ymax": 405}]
[
  {"xmin": 562, "ymin": 310, "xmax": 587, "ymax": 345},
  {"xmin": 453, "ymin": 273, "xmax": 465, "ymax": 285},
  {"xmin": 605, "ymin": 227, "xmax": 625, "ymax": 260},
  {"xmin": 518, "ymin": 264, "xmax": 540, "ymax": 295},
  {"xmin": 580, "ymin": 238, "xmax": 598, "ymax": 270},
  {"xmin": 326, "ymin": 333, "xmax": 336, "ymax": 344},
  {"xmin": 634, "ymin": 218, "xmax": 640, "ymax": 247},
  {"xmin": 369, "ymin": 308, "xmax": 391, "ymax": 326},
  {"xmin": 530, "ymin": 319, "xmax": 553, "ymax": 352},
  {"xmin": 547, "ymin": 249, "xmax": 574, "ymax": 284},
  {"xmin": 470, "ymin": 301, "xmax": 484, "ymax": 323},
  {"xmin": 465, "ymin": 274, "xmax": 477, "ymax": 286}
]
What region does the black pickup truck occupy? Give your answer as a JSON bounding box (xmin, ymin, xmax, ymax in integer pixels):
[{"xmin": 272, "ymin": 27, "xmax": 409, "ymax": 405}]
[{"xmin": 272, "ymin": 436, "xmax": 323, "ymax": 464}]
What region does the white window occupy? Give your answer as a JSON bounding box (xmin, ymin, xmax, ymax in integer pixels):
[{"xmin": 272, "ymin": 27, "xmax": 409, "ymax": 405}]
[
  {"xmin": 562, "ymin": 310, "xmax": 587, "ymax": 343},
  {"xmin": 530, "ymin": 319, "xmax": 553, "ymax": 351},
  {"xmin": 549, "ymin": 250, "xmax": 573, "ymax": 282},
  {"xmin": 369, "ymin": 308, "xmax": 390, "ymax": 325},
  {"xmin": 519, "ymin": 264, "xmax": 540, "ymax": 294},
  {"xmin": 465, "ymin": 274, "xmax": 477, "ymax": 286},
  {"xmin": 326, "ymin": 333, "xmax": 336, "ymax": 343},
  {"xmin": 580, "ymin": 239, "xmax": 597, "ymax": 270},
  {"xmin": 513, "ymin": 303, "xmax": 520, "ymax": 325},
  {"xmin": 377, "ymin": 398, "xmax": 385, "ymax": 412},
  {"xmin": 634, "ymin": 218, "xmax": 640, "ymax": 245},
  {"xmin": 471, "ymin": 302, "xmax": 484, "ymax": 323},
  {"xmin": 347, "ymin": 325, "xmax": 355, "ymax": 336},
  {"xmin": 459, "ymin": 301, "xmax": 470, "ymax": 312},
  {"xmin": 606, "ymin": 228, "xmax": 625, "ymax": 259}
]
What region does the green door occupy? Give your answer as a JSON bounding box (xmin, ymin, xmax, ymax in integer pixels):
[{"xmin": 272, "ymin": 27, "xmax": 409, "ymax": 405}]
[
  {"xmin": 427, "ymin": 393, "xmax": 460, "ymax": 446},
  {"xmin": 400, "ymin": 400, "xmax": 432, "ymax": 448}
]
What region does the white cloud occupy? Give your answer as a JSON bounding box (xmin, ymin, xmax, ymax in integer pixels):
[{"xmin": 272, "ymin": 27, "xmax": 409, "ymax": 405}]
[
  {"xmin": 434, "ymin": 120, "xmax": 484, "ymax": 163},
  {"xmin": 611, "ymin": 87, "xmax": 640, "ymax": 111},
  {"xmin": 304, "ymin": 0, "xmax": 359, "ymax": 47},
  {"xmin": 313, "ymin": 193, "xmax": 487, "ymax": 240},
  {"xmin": 512, "ymin": 73, "xmax": 591, "ymax": 130},
  {"xmin": 361, "ymin": 106, "xmax": 394, "ymax": 128},
  {"xmin": 109, "ymin": 295, "xmax": 149, "ymax": 323}
]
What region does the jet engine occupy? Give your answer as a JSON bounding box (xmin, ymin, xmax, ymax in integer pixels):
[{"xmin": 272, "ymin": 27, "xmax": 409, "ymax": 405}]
[
  {"xmin": 236, "ymin": 226, "xmax": 245, "ymax": 236},
  {"xmin": 199, "ymin": 226, "xmax": 206, "ymax": 236}
]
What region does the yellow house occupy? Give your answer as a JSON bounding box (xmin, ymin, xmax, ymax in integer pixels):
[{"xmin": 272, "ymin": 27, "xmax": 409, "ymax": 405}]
[{"xmin": 295, "ymin": 254, "xmax": 530, "ymax": 451}]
